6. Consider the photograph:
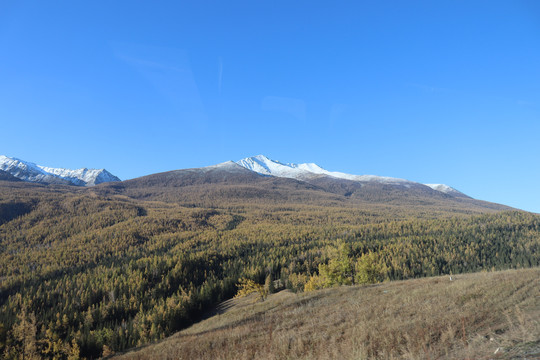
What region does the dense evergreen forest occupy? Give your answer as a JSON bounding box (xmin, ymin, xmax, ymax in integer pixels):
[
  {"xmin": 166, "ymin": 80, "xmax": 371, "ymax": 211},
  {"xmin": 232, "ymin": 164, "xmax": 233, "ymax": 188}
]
[{"xmin": 0, "ymin": 181, "xmax": 539, "ymax": 359}]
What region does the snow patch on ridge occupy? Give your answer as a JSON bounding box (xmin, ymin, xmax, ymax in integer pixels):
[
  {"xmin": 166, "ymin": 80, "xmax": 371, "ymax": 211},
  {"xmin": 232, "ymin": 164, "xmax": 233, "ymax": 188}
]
[
  {"xmin": 425, "ymin": 184, "xmax": 466, "ymax": 196},
  {"xmin": 200, "ymin": 161, "xmax": 248, "ymax": 172}
]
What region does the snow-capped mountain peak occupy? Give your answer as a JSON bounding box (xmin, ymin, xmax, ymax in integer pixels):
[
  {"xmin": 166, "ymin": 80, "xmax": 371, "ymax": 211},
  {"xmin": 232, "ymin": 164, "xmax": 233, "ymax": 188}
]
[
  {"xmin": 0, "ymin": 155, "xmax": 120, "ymax": 186},
  {"xmin": 236, "ymin": 155, "xmax": 412, "ymax": 185},
  {"xmin": 236, "ymin": 155, "xmax": 468, "ymax": 196},
  {"xmin": 237, "ymin": 155, "xmax": 312, "ymax": 179}
]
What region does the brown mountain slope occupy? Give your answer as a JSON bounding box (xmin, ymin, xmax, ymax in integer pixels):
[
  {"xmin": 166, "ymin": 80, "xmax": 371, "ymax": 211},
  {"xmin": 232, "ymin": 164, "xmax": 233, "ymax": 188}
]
[
  {"xmin": 0, "ymin": 170, "xmax": 21, "ymax": 182},
  {"xmin": 94, "ymin": 162, "xmax": 345, "ymax": 206},
  {"xmin": 94, "ymin": 162, "xmax": 513, "ymax": 215}
]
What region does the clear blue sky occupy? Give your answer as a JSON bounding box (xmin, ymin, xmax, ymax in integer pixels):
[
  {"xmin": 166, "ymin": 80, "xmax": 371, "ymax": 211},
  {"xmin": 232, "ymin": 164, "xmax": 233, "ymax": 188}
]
[{"xmin": 1, "ymin": 1, "xmax": 539, "ymax": 213}]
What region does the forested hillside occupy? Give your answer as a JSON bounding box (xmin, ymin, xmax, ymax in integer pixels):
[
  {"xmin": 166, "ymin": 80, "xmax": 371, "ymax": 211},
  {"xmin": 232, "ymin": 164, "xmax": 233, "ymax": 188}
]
[{"xmin": 0, "ymin": 178, "xmax": 538, "ymax": 359}]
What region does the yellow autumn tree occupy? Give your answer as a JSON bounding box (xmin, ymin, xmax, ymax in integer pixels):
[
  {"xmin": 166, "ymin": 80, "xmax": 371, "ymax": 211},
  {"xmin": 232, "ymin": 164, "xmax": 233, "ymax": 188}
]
[
  {"xmin": 355, "ymin": 251, "xmax": 383, "ymax": 285},
  {"xmin": 234, "ymin": 278, "xmax": 268, "ymax": 301}
]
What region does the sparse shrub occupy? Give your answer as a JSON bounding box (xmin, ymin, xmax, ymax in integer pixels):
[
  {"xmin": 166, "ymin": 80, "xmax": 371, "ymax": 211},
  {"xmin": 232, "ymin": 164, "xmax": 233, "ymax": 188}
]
[{"xmin": 102, "ymin": 344, "xmax": 114, "ymax": 357}]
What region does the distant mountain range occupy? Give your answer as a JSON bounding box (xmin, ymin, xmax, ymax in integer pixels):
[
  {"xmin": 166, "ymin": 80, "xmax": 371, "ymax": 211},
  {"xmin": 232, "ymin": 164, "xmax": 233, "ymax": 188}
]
[
  {"xmin": 0, "ymin": 154, "xmax": 465, "ymax": 194},
  {"xmin": 0, "ymin": 154, "xmax": 484, "ymax": 208},
  {"xmin": 0, "ymin": 155, "xmax": 120, "ymax": 186}
]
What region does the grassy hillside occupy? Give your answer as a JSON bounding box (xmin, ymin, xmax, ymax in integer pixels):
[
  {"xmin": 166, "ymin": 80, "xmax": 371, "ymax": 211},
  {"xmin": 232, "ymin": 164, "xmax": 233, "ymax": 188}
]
[{"xmin": 116, "ymin": 268, "xmax": 540, "ymax": 360}]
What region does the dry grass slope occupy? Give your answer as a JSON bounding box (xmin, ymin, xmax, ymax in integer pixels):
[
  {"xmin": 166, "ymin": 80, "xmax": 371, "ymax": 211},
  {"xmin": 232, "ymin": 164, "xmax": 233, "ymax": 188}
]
[{"xmin": 116, "ymin": 268, "xmax": 540, "ymax": 360}]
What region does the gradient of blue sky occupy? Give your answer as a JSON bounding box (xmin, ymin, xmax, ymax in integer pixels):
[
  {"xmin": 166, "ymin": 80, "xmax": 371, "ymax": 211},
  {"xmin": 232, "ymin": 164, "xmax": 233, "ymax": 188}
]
[{"xmin": 1, "ymin": 1, "xmax": 539, "ymax": 212}]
